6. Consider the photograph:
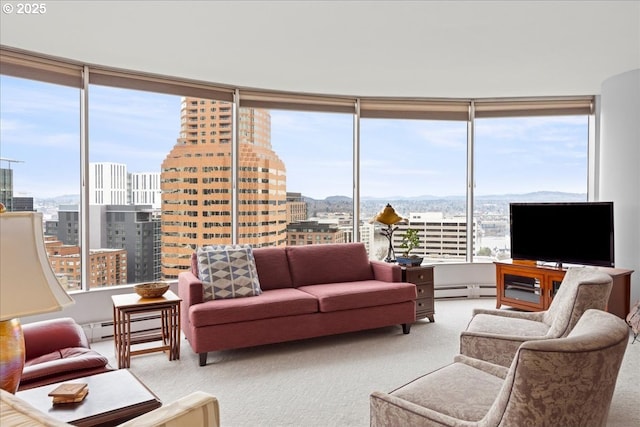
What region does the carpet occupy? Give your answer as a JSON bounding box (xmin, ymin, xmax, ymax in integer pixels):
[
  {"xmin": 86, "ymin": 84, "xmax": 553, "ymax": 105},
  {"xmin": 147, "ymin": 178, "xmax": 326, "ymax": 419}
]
[{"xmin": 92, "ymin": 298, "xmax": 639, "ymax": 426}]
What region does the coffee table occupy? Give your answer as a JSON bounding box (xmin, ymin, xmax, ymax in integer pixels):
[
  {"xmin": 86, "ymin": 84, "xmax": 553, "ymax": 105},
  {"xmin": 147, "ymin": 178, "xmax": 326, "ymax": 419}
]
[{"xmin": 16, "ymin": 369, "xmax": 161, "ymax": 427}]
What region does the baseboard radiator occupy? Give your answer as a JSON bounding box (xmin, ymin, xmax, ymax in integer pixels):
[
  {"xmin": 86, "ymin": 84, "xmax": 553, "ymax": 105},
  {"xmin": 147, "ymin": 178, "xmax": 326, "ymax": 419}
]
[
  {"xmin": 81, "ymin": 314, "xmax": 163, "ymax": 343},
  {"xmin": 434, "ymin": 283, "xmax": 496, "ymax": 299}
]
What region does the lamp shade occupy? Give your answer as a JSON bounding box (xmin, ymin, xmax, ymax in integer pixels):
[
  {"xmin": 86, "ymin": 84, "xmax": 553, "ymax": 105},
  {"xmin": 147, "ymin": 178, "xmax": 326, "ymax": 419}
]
[
  {"xmin": 0, "ymin": 212, "xmax": 74, "ymax": 321},
  {"xmin": 372, "ymin": 204, "xmax": 405, "ymax": 226}
]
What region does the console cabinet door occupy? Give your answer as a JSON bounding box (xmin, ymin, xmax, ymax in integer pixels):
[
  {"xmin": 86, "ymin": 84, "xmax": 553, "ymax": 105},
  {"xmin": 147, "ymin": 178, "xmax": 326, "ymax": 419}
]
[{"xmin": 497, "ymin": 265, "xmax": 545, "ymax": 311}]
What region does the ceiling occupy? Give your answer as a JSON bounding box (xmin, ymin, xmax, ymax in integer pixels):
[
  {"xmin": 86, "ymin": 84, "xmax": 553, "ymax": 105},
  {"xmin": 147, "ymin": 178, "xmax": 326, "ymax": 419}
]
[{"xmin": 1, "ymin": 1, "xmax": 639, "ymax": 99}]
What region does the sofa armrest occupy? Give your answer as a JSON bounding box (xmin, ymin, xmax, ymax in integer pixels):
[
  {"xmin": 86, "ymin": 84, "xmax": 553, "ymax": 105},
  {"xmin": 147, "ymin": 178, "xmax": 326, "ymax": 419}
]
[
  {"xmin": 178, "ymin": 271, "xmax": 205, "ymax": 307},
  {"xmin": 118, "ymin": 391, "xmax": 220, "ymax": 427},
  {"xmin": 370, "ymin": 260, "xmax": 402, "ymax": 282},
  {"xmin": 22, "ymin": 317, "xmax": 89, "ymax": 360}
]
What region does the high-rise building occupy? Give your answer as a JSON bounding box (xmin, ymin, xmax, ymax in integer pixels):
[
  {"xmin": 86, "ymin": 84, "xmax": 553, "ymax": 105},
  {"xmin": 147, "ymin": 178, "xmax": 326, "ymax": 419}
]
[
  {"xmin": 394, "ymin": 212, "xmax": 475, "ymax": 261},
  {"xmin": 89, "ymin": 162, "xmax": 128, "ymax": 205},
  {"xmin": 0, "ymin": 166, "xmax": 13, "ymax": 210},
  {"xmin": 286, "ymin": 192, "xmax": 307, "ymax": 223},
  {"xmin": 130, "ymin": 172, "xmax": 161, "ymax": 209},
  {"xmin": 161, "ymin": 98, "xmax": 287, "ymax": 278},
  {"xmin": 101, "ymin": 205, "xmax": 160, "ymax": 283},
  {"xmin": 12, "ymin": 196, "xmax": 34, "ymax": 211},
  {"xmin": 53, "ymin": 204, "xmax": 160, "ymax": 285}
]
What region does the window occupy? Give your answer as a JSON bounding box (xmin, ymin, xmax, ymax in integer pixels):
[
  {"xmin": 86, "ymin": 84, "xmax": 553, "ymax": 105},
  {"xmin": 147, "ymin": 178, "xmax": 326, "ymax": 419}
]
[
  {"xmin": 270, "ymin": 110, "xmax": 353, "ymax": 244},
  {"xmin": 0, "ymin": 75, "xmax": 81, "ymax": 290},
  {"xmin": 473, "ymin": 115, "xmax": 589, "ymax": 261},
  {"xmin": 361, "ymin": 118, "xmax": 467, "ymax": 261}
]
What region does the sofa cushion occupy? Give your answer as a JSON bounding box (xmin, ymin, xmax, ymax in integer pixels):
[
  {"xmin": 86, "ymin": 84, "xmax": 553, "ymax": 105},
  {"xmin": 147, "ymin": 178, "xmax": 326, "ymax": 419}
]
[
  {"xmin": 298, "ymin": 280, "xmax": 416, "ymax": 313},
  {"xmin": 286, "ymin": 243, "xmax": 374, "ymax": 287},
  {"xmin": 189, "ymin": 288, "xmax": 318, "ymax": 327},
  {"xmin": 20, "ymin": 347, "xmax": 109, "ymax": 383},
  {"xmin": 197, "ymin": 245, "xmax": 262, "ymax": 300},
  {"xmin": 252, "ymin": 247, "xmax": 293, "ymax": 290},
  {"xmin": 388, "ymin": 361, "xmax": 503, "ymax": 422}
]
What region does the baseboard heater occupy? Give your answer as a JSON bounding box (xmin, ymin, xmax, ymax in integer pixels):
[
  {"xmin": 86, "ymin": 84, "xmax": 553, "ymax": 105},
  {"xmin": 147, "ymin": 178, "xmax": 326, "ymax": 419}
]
[
  {"xmin": 82, "ymin": 314, "xmax": 163, "ymax": 343},
  {"xmin": 434, "ymin": 283, "xmax": 496, "ymax": 300}
]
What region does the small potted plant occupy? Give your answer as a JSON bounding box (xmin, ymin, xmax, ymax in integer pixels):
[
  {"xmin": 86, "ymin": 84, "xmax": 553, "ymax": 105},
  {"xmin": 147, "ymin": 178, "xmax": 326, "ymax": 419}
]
[{"xmin": 396, "ymin": 229, "xmax": 423, "ymax": 266}]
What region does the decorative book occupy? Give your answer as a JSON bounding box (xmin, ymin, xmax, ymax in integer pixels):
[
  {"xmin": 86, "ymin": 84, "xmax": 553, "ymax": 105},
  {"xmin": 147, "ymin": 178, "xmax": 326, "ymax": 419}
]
[{"xmin": 48, "ymin": 383, "xmax": 89, "ymax": 404}]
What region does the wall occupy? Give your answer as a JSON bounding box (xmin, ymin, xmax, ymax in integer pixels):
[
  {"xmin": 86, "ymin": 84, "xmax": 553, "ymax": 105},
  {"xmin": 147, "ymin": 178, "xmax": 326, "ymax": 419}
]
[{"xmin": 599, "ymin": 69, "xmax": 640, "ymax": 308}]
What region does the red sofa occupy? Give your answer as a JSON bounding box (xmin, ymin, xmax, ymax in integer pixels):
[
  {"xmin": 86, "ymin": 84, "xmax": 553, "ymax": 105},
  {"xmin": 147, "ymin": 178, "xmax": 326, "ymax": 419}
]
[
  {"xmin": 18, "ymin": 317, "xmax": 112, "ymax": 391},
  {"xmin": 179, "ymin": 243, "xmax": 417, "ymax": 366}
]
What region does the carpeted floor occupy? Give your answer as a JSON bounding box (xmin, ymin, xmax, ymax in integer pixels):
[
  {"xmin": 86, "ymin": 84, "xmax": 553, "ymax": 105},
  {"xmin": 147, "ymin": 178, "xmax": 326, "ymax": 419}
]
[{"xmin": 92, "ymin": 298, "xmax": 639, "ymax": 426}]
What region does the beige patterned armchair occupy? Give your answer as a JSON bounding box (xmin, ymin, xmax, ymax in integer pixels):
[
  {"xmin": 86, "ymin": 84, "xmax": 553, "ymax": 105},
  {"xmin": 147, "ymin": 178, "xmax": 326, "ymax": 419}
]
[
  {"xmin": 370, "ymin": 309, "xmax": 628, "ymax": 427},
  {"xmin": 459, "ymin": 267, "xmax": 612, "ymax": 367}
]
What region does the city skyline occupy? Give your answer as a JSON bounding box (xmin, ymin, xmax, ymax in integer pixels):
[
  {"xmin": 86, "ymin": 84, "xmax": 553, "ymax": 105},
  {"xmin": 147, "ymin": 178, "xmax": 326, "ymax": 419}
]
[{"xmin": 1, "ymin": 75, "xmax": 588, "ymax": 200}]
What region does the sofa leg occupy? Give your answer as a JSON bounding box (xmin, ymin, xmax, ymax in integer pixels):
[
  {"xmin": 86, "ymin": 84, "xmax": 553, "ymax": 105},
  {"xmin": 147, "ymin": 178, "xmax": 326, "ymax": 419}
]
[
  {"xmin": 402, "ymin": 324, "xmax": 411, "ymax": 334},
  {"xmin": 199, "ymin": 352, "xmax": 207, "ymax": 366}
]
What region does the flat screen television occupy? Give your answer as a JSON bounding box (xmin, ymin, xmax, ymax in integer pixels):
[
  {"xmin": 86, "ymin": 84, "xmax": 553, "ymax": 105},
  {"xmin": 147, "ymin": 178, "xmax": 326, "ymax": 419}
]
[{"xmin": 509, "ymin": 202, "xmax": 614, "ymax": 268}]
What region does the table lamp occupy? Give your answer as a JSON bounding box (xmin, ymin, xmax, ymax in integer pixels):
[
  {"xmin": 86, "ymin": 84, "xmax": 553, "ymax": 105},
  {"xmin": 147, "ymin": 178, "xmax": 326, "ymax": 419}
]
[
  {"xmin": 372, "ymin": 204, "xmax": 406, "ymax": 262},
  {"xmin": 0, "ymin": 211, "xmax": 75, "ymax": 393}
]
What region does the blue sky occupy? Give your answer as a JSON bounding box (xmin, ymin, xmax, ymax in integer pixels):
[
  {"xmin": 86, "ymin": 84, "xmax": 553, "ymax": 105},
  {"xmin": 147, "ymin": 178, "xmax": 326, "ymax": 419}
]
[{"xmin": 1, "ymin": 75, "xmax": 588, "ymax": 199}]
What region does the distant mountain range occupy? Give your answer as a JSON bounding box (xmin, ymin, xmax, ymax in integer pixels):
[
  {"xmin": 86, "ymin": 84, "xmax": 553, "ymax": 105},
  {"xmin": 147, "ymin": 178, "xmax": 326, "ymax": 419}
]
[
  {"xmin": 311, "ymin": 191, "xmax": 586, "ymax": 203},
  {"xmin": 303, "ymin": 192, "xmax": 586, "ymax": 217}
]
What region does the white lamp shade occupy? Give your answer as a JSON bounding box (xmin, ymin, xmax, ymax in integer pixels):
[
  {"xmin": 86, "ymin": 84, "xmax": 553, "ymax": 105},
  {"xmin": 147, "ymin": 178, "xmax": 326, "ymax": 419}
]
[{"xmin": 0, "ymin": 212, "xmax": 74, "ymax": 321}]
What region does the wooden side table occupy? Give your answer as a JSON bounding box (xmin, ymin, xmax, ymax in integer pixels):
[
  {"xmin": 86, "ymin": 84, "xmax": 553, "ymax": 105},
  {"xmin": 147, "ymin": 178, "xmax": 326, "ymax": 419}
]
[
  {"xmin": 402, "ymin": 265, "xmax": 435, "ymax": 322},
  {"xmin": 112, "ymin": 290, "xmax": 181, "ymax": 369}
]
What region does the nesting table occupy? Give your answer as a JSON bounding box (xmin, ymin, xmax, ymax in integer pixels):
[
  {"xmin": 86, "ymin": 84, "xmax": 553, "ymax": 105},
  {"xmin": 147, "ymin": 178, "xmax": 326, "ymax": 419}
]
[{"xmin": 111, "ymin": 290, "xmax": 181, "ymax": 369}]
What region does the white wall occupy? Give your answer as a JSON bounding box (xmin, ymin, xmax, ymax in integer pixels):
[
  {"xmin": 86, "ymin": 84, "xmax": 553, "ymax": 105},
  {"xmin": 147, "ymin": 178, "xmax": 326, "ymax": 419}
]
[{"xmin": 599, "ymin": 69, "xmax": 640, "ymax": 308}]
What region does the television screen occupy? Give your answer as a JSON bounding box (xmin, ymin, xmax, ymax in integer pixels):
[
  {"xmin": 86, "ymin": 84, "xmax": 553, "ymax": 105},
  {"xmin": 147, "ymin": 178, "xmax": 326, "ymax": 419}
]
[{"xmin": 509, "ymin": 202, "xmax": 614, "ymax": 268}]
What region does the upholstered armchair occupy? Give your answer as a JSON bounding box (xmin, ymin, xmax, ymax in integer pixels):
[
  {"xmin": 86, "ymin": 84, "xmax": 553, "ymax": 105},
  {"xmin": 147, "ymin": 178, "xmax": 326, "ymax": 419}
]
[
  {"xmin": 459, "ymin": 267, "xmax": 613, "ymax": 367},
  {"xmin": 18, "ymin": 317, "xmax": 112, "ymax": 391},
  {"xmin": 370, "ymin": 309, "xmax": 629, "ymax": 427}
]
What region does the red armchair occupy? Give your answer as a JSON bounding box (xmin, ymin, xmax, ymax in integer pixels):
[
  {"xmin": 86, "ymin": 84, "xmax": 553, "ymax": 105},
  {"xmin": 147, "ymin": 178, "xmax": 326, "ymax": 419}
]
[{"xmin": 18, "ymin": 317, "xmax": 112, "ymax": 391}]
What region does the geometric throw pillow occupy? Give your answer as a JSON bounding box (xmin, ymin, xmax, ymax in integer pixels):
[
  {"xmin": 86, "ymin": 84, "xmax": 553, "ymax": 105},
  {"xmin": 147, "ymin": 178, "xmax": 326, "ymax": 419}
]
[{"xmin": 197, "ymin": 244, "xmax": 262, "ymax": 301}]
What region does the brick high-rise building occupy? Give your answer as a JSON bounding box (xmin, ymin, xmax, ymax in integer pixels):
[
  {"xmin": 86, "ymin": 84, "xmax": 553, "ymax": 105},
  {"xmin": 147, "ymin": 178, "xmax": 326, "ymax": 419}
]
[{"xmin": 161, "ymin": 98, "xmax": 287, "ymax": 278}]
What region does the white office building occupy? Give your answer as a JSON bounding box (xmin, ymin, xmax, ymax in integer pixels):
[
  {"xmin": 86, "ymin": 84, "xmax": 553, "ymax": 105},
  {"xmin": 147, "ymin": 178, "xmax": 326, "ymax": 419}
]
[
  {"xmin": 130, "ymin": 172, "xmax": 161, "ymax": 209},
  {"xmin": 89, "ymin": 162, "xmax": 128, "ymax": 205},
  {"xmin": 394, "ymin": 212, "xmax": 476, "ymax": 261}
]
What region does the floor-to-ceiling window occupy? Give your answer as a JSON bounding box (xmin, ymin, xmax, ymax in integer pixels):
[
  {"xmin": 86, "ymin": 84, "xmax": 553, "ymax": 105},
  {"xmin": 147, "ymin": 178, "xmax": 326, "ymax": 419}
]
[
  {"xmin": 0, "ymin": 74, "xmax": 82, "ymax": 290},
  {"xmin": 237, "ymin": 92, "xmax": 356, "ymax": 248},
  {"xmin": 265, "ymin": 109, "xmax": 354, "ymax": 246},
  {"xmin": 87, "ymin": 85, "xmax": 180, "ymax": 287},
  {"xmin": 360, "ymin": 118, "xmax": 467, "ymax": 262},
  {"xmin": 473, "ymin": 106, "xmax": 590, "ymax": 262}
]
